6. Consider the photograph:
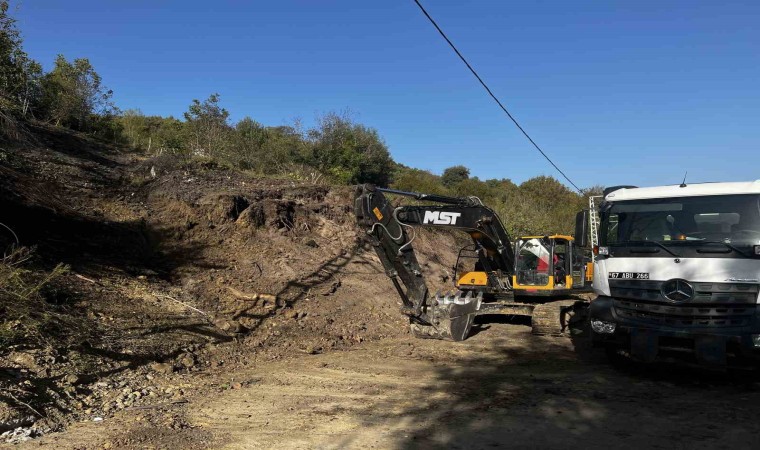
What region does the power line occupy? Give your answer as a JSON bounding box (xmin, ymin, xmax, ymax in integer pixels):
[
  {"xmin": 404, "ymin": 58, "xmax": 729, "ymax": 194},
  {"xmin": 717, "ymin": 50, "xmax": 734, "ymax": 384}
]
[{"xmin": 411, "ymin": 0, "xmax": 582, "ymax": 192}]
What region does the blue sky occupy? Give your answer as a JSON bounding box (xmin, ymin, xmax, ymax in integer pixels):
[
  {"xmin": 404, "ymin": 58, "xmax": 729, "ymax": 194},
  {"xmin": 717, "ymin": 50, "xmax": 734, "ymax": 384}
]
[{"xmin": 14, "ymin": 0, "xmax": 760, "ymax": 189}]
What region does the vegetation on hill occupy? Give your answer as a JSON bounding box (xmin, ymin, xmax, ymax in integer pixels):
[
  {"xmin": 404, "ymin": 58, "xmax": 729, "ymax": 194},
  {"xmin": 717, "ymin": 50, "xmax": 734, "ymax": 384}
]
[{"xmin": 0, "ymin": 0, "xmax": 597, "ymax": 238}]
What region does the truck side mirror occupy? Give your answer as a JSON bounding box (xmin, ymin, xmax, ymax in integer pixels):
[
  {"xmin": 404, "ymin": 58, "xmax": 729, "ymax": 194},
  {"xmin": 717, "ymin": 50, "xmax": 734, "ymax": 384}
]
[{"xmin": 574, "ymin": 210, "xmax": 589, "ymax": 248}]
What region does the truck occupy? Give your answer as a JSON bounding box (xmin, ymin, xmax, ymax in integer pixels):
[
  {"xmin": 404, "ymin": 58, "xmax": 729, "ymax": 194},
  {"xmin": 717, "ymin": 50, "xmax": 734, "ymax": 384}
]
[
  {"xmin": 354, "ymin": 184, "xmax": 591, "ymax": 341},
  {"xmin": 582, "ymin": 181, "xmax": 760, "ymax": 366}
]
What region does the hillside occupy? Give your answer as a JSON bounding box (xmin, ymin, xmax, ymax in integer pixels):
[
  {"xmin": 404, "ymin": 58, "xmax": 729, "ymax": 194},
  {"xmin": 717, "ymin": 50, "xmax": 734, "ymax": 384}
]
[{"xmin": 0, "ymin": 125, "xmax": 463, "ymax": 439}]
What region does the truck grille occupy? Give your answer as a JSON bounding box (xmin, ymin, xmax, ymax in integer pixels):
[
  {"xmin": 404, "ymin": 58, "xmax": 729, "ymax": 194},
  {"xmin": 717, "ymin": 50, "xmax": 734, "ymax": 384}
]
[{"xmin": 609, "ymin": 280, "xmax": 758, "ymax": 328}]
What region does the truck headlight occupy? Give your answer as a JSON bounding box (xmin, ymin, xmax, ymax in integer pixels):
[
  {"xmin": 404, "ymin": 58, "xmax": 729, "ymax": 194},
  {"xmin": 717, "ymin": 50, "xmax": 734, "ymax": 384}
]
[{"xmin": 591, "ymin": 320, "xmax": 616, "ymax": 334}]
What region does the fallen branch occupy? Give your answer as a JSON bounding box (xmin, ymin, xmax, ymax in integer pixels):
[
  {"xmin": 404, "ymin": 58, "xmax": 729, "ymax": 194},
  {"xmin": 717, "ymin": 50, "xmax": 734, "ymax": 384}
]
[
  {"xmin": 153, "ymin": 293, "xmax": 209, "ymax": 317},
  {"xmin": 0, "ymin": 221, "xmax": 20, "ymax": 247},
  {"xmin": 2, "ymin": 390, "xmax": 44, "ymax": 418},
  {"xmin": 226, "ymin": 287, "xmax": 277, "ymax": 304},
  {"xmin": 74, "ymin": 273, "xmax": 98, "ymax": 284}
]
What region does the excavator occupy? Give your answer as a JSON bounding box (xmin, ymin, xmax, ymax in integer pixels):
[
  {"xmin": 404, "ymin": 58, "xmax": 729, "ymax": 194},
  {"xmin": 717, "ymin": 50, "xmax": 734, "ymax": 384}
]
[{"xmin": 354, "ymin": 184, "xmax": 591, "ymax": 341}]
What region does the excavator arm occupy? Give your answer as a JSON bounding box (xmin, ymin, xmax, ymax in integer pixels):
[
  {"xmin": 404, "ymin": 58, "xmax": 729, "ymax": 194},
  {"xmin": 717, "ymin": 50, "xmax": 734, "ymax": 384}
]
[{"xmin": 354, "ymin": 184, "xmax": 516, "ymax": 340}]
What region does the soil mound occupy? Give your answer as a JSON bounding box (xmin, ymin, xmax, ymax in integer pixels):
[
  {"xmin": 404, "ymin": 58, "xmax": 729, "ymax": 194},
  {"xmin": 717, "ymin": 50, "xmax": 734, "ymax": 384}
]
[{"xmin": 0, "ymin": 125, "xmax": 461, "ymax": 438}]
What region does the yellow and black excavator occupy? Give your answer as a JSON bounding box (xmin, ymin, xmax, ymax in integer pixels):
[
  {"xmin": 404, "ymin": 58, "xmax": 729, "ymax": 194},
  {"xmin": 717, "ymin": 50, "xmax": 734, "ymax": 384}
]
[{"xmin": 354, "ymin": 184, "xmax": 591, "ymax": 341}]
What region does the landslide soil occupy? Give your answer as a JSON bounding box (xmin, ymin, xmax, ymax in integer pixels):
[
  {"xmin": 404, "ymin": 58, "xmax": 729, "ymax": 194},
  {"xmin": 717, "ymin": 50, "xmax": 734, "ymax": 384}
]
[{"xmin": 2, "ymin": 126, "xmax": 760, "ymax": 449}]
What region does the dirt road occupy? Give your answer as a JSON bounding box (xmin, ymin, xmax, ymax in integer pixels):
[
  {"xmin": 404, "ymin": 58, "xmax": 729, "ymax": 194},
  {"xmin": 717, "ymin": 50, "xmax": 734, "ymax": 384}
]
[{"xmin": 18, "ymin": 322, "xmax": 760, "ymax": 450}]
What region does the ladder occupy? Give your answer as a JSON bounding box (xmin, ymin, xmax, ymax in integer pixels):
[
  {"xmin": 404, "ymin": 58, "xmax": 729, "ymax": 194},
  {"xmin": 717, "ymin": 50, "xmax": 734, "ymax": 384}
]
[{"xmin": 588, "ymin": 195, "xmax": 602, "ymax": 251}]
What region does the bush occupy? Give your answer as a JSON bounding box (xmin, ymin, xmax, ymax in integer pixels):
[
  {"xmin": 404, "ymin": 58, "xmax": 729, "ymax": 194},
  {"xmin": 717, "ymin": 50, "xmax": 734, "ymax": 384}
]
[{"xmin": 306, "ymin": 112, "xmax": 394, "ymax": 186}]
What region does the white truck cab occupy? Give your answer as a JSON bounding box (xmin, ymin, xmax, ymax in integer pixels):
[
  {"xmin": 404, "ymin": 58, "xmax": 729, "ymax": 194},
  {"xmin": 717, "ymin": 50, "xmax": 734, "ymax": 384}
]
[{"xmin": 587, "ymin": 181, "xmax": 760, "ymax": 366}]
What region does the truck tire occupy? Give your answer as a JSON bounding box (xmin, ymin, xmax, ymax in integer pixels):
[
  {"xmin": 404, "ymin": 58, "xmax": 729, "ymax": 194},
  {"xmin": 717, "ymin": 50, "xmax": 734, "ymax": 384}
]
[{"xmin": 531, "ymin": 300, "xmax": 583, "ymax": 336}]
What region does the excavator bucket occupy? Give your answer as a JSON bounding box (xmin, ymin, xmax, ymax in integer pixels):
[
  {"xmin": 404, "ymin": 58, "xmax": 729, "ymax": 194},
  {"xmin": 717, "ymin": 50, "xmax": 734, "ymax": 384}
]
[{"xmin": 410, "ymin": 291, "xmax": 483, "ymax": 341}]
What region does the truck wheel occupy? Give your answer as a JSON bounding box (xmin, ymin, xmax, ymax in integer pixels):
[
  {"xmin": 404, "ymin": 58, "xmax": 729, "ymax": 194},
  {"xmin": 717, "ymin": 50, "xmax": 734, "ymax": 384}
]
[{"xmin": 531, "ymin": 300, "xmax": 583, "ymax": 336}]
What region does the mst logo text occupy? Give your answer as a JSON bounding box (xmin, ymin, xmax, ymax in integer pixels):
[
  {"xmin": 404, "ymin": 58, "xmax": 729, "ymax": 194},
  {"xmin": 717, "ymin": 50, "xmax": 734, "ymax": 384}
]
[{"xmin": 423, "ymin": 211, "xmax": 461, "ymax": 225}]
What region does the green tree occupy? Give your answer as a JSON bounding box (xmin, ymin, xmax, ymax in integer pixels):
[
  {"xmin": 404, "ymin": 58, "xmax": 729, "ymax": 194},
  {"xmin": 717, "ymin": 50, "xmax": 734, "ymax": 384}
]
[
  {"xmin": 391, "ymin": 166, "xmax": 450, "ymax": 195},
  {"xmin": 38, "ymin": 55, "xmax": 115, "ymax": 130},
  {"xmin": 183, "ymin": 93, "xmax": 230, "ymax": 157},
  {"xmin": 441, "ymin": 165, "xmax": 470, "ymax": 188},
  {"xmin": 0, "ymin": 1, "xmax": 42, "ymax": 118},
  {"xmin": 306, "ymin": 112, "xmax": 394, "ymax": 186},
  {"xmin": 232, "ymin": 117, "xmax": 268, "ymax": 169},
  {"xmin": 119, "ymin": 109, "xmax": 145, "ymax": 147}
]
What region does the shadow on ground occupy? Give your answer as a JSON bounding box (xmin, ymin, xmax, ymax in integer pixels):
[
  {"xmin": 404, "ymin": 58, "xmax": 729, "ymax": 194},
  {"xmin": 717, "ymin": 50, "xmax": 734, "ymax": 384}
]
[{"xmin": 341, "ymin": 331, "xmax": 760, "ymax": 449}]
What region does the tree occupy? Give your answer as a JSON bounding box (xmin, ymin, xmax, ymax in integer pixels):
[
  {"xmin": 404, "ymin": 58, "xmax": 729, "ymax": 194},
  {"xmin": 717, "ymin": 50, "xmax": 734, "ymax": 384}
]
[
  {"xmin": 0, "ymin": 0, "xmax": 42, "ymax": 118},
  {"xmin": 306, "ymin": 112, "xmax": 394, "ymax": 186},
  {"xmin": 441, "ymin": 165, "xmax": 470, "ymax": 188},
  {"xmin": 38, "ymin": 55, "xmax": 115, "ymax": 130},
  {"xmin": 183, "ymin": 93, "xmax": 230, "ymax": 157},
  {"xmin": 119, "ymin": 109, "xmax": 145, "ymax": 147},
  {"xmin": 231, "ymin": 117, "xmax": 268, "ymax": 169},
  {"xmin": 391, "ymin": 166, "xmax": 450, "ymax": 195},
  {"xmin": 498, "ymin": 176, "xmax": 584, "ymax": 236}
]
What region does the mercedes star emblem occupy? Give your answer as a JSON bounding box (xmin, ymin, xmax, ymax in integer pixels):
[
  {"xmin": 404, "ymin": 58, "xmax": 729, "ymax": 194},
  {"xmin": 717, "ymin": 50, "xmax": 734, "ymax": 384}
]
[{"xmin": 661, "ymin": 278, "xmax": 694, "ymax": 302}]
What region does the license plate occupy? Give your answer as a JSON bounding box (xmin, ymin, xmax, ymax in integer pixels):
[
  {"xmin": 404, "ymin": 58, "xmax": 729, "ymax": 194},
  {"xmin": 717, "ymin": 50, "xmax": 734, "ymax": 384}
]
[{"xmin": 609, "ymin": 272, "xmax": 649, "ymax": 279}]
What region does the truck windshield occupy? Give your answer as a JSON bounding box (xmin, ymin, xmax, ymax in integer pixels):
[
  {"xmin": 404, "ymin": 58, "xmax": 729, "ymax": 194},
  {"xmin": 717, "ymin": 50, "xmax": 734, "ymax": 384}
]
[{"xmin": 601, "ymin": 194, "xmax": 760, "ymax": 252}]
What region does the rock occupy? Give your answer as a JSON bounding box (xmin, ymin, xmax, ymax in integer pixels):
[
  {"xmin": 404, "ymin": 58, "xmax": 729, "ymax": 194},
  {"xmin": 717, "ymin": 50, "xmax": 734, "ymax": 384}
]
[
  {"xmin": 149, "ymin": 362, "xmax": 174, "ymax": 374},
  {"xmin": 7, "ymin": 351, "xmax": 42, "ymax": 374},
  {"xmin": 1, "ymin": 427, "xmax": 34, "ymax": 444},
  {"xmin": 213, "ymin": 317, "xmax": 232, "ymax": 331},
  {"xmin": 0, "ymin": 402, "xmax": 34, "ymax": 434},
  {"xmin": 303, "ymin": 238, "xmax": 319, "ymax": 248},
  {"xmin": 304, "ymin": 346, "xmax": 322, "ymax": 355},
  {"xmin": 177, "ymin": 353, "xmax": 195, "ymax": 369},
  {"xmin": 64, "ymin": 374, "xmax": 80, "ymax": 385}
]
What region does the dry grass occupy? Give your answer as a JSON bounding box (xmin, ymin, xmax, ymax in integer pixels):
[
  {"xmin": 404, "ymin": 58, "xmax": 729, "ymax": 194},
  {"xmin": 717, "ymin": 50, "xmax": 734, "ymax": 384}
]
[{"xmin": 0, "ymin": 246, "xmax": 72, "ymax": 353}]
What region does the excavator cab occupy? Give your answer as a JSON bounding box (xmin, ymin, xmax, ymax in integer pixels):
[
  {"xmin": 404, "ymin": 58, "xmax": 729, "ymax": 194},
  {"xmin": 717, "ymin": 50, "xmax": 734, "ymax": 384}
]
[{"xmin": 512, "ymin": 235, "xmax": 593, "ymax": 297}]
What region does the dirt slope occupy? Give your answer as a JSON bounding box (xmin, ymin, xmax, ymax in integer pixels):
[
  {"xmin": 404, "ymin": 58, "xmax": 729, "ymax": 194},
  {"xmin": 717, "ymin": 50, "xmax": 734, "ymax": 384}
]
[{"xmin": 0, "ymin": 125, "xmax": 462, "ymax": 439}]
